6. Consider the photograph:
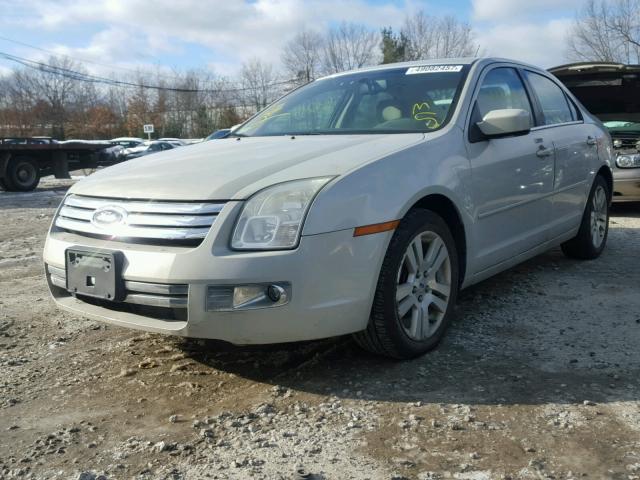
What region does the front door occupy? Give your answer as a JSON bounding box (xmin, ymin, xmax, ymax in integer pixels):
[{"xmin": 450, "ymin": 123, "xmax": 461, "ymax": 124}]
[{"xmin": 465, "ymin": 66, "xmax": 555, "ymax": 273}]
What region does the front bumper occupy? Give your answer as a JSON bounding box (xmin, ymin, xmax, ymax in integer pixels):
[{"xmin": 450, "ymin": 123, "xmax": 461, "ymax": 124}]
[
  {"xmin": 43, "ymin": 202, "xmax": 390, "ymax": 344},
  {"xmin": 613, "ymin": 168, "xmax": 640, "ymax": 202}
]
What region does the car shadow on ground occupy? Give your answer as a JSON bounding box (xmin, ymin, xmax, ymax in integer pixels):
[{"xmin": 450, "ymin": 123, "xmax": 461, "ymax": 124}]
[{"xmin": 181, "ymin": 238, "xmax": 640, "ymax": 407}]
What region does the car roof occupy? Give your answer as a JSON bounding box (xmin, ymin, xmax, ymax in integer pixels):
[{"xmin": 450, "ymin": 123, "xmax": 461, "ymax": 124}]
[{"xmin": 317, "ymin": 57, "xmax": 544, "ymax": 80}]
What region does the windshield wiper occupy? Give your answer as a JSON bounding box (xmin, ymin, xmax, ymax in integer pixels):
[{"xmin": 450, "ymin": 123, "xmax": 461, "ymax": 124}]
[{"xmin": 227, "ymin": 132, "xmax": 249, "ymax": 138}]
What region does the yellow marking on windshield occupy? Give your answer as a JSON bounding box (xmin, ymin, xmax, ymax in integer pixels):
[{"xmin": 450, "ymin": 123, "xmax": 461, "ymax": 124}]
[{"xmin": 412, "ymin": 102, "xmax": 440, "ymax": 129}]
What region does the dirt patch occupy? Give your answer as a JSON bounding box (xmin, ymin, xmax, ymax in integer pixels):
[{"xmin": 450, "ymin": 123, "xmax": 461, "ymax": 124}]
[{"xmin": 1, "ymin": 178, "xmax": 640, "ymax": 479}]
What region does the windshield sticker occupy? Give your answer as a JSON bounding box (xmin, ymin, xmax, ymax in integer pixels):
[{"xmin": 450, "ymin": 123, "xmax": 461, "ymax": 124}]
[{"xmin": 406, "ymin": 65, "xmax": 464, "ymax": 75}]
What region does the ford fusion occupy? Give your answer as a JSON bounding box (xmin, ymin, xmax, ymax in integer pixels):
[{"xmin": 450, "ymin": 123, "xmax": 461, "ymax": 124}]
[{"xmin": 44, "ymin": 58, "xmax": 613, "ymax": 359}]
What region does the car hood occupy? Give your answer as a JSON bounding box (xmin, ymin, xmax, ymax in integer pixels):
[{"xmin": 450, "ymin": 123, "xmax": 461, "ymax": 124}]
[{"xmin": 70, "ymin": 134, "xmax": 424, "ymax": 200}]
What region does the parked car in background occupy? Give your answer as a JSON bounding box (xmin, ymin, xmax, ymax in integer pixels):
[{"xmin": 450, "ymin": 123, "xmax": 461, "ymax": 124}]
[
  {"xmin": 109, "ymin": 137, "xmax": 145, "ymax": 159},
  {"xmin": 44, "ymin": 58, "xmax": 612, "ymax": 359},
  {"xmin": 550, "ymin": 62, "xmax": 640, "ymax": 202},
  {"xmin": 124, "ymin": 140, "xmax": 175, "ymax": 159},
  {"xmin": 110, "ymin": 137, "xmax": 144, "ymax": 149},
  {"xmin": 158, "ymin": 138, "xmax": 188, "ymax": 147},
  {"xmin": 205, "ymin": 129, "xmax": 231, "ymax": 140}
]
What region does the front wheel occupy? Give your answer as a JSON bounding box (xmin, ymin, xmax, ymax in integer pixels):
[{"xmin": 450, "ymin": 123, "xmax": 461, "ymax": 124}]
[
  {"xmin": 561, "ymin": 175, "xmax": 610, "ymax": 260},
  {"xmin": 354, "ymin": 209, "xmax": 459, "ymax": 359}
]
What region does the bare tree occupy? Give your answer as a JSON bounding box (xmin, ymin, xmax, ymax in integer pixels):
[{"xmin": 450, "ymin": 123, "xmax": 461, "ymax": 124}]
[
  {"xmin": 282, "ymin": 29, "xmax": 324, "ymax": 84},
  {"xmin": 402, "ymin": 11, "xmax": 478, "ymax": 60},
  {"xmin": 26, "ymin": 56, "xmax": 91, "ymax": 138},
  {"xmin": 609, "ymin": 0, "xmax": 640, "ymax": 60},
  {"xmin": 322, "ymin": 22, "xmax": 379, "ymax": 74},
  {"xmin": 567, "ymin": 0, "xmax": 640, "ymax": 63},
  {"xmin": 240, "ymin": 58, "xmax": 280, "ymax": 111}
]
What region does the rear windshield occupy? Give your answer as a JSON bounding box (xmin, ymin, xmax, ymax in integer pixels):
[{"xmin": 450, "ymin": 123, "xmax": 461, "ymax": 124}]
[{"xmin": 235, "ymin": 65, "xmax": 470, "ymax": 137}]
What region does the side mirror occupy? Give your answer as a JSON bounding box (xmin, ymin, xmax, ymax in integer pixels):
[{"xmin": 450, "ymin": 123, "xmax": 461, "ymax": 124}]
[{"xmin": 476, "ymin": 109, "xmax": 531, "ymax": 138}]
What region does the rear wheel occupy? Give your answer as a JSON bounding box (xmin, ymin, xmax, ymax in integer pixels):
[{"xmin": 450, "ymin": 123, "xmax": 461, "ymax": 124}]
[
  {"xmin": 561, "ymin": 175, "xmax": 610, "ymax": 260},
  {"xmin": 5, "ymin": 157, "xmax": 40, "ymax": 191},
  {"xmin": 354, "ymin": 209, "xmax": 459, "ymax": 359}
]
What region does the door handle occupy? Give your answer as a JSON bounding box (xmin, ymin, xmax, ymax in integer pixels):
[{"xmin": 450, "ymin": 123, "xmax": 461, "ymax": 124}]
[
  {"xmin": 586, "ymin": 136, "xmax": 597, "ymax": 146},
  {"xmin": 536, "ymin": 146, "xmax": 554, "ymax": 158}
]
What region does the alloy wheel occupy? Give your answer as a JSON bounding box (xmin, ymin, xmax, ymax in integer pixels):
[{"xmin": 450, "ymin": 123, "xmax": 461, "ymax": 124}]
[
  {"xmin": 590, "ymin": 185, "xmax": 607, "ymax": 248},
  {"xmin": 395, "ymin": 231, "xmax": 452, "ymax": 341}
]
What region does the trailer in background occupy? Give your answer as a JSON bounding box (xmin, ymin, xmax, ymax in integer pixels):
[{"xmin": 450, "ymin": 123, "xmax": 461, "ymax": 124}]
[{"xmin": 0, "ymin": 137, "xmax": 116, "ymax": 192}]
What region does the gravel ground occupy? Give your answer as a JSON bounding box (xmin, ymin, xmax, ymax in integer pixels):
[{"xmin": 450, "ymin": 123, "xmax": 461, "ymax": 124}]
[{"xmin": 1, "ymin": 177, "xmax": 639, "ymax": 480}]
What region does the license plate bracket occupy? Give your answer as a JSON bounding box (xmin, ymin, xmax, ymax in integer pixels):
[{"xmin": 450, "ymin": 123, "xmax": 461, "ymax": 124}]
[{"xmin": 65, "ymin": 248, "xmax": 123, "ymax": 301}]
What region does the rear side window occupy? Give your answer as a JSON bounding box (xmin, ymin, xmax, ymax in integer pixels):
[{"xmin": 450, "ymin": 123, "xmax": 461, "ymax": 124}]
[
  {"xmin": 476, "ymin": 67, "xmax": 533, "ymax": 120},
  {"xmin": 524, "ymin": 71, "xmax": 573, "ymax": 125},
  {"xmin": 566, "ymin": 96, "xmax": 582, "ymax": 121}
]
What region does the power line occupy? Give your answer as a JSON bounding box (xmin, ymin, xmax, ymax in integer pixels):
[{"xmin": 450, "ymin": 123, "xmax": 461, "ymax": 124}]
[
  {"xmin": 0, "ymin": 34, "xmax": 223, "ymax": 85},
  {"xmin": 0, "ymin": 50, "xmax": 300, "ymax": 94}
]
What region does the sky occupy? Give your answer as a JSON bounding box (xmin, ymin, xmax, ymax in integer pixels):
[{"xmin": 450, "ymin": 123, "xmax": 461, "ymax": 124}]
[{"xmin": 0, "ymin": 0, "xmax": 587, "ymax": 79}]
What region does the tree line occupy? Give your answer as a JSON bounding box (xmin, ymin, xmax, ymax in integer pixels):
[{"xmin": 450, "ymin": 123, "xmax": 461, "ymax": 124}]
[
  {"xmin": 0, "ymin": 8, "xmax": 479, "ymax": 140},
  {"xmin": 0, "ymin": 0, "xmax": 638, "ymax": 140}
]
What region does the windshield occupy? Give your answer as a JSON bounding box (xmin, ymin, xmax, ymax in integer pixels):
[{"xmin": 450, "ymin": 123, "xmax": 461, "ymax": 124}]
[
  {"xmin": 235, "ymin": 65, "xmax": 469, "ymax": 137},
  {"xmin": 603, "ymin": 121, "xmax": 640, "ymax": 130}
]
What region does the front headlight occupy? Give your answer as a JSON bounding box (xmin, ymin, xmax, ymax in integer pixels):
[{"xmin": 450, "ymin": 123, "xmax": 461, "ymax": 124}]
[
  {"xmin": 231, "ymin": 177, "xmax": 333, "ymax": 250},
  {"xmin": 616, "ymin": 154, "xmax": 640, "ymax": 168}
]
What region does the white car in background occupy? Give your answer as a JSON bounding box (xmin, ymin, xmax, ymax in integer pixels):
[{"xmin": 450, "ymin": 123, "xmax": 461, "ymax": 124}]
[
  {"xmin": 110, "ymin": 137, "xmax": 145, "ymax": 149},
  {"xmin": 124, "ymin": 140, "xmax": 175, "ymax": 159},
  {"xmin": 158, "ymin": 138, "xmax": 188, "ymax": 147},
  {"xmin": 110, "ymin": 137, "xmax": 146, "ymax": 159}
]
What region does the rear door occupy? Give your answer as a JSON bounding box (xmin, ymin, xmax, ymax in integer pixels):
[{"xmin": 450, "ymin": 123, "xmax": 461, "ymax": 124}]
[
  {"xmin": 465, "ymin": 66, "xmax": 555, "ymax": 273},
  {"xmin": 523, "ymin": 70, "xmax": 594, "ymax": 238}
]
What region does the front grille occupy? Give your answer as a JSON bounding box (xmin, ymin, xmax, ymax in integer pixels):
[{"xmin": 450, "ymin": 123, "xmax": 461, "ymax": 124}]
[
  {"xmin": 611, "ymin": 132, "xmax": 640, "ymax": 151},
  {"xmin": 47, "ymin": 264, "xmax": 188, "ymax": 309},
  {"xmin": 55, "ymin": 194, "xmax": 225, "ymax": 245}
]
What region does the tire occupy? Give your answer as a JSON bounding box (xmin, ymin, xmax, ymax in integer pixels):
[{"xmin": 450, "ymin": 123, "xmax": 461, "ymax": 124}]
[
  {"xmin": 0, "ymin": 177, "xmax": 10, "ymax": 191},
  {"xmin": 353, "ymin": 208, "xmax": 460, "ymax": 359},
  {"xmin": 5, "ymin": 157, "xmax": 41, "ymax": 192},
  {"xmin": 561, "ymin": 175, "xmax": 610, "ymax": 260}
]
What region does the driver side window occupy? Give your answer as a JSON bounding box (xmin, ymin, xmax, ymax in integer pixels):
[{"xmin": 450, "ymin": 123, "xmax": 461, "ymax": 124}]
[{"xmin": 476, "ymin": 68, "xmax": 533, "ymax": 121}]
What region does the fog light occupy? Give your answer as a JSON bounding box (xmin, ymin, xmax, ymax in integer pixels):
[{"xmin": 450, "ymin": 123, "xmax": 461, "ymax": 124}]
[
  {"xmin": 206, "ymin": 282, "xmax": 291, "ymax": 311},
  {"xmin": 234, "ymin": 285, "xmax": 268, "ymax": 308},
  {"xmin": 267, "ymin": 284, "xmax": 284, "ymax": 302}
]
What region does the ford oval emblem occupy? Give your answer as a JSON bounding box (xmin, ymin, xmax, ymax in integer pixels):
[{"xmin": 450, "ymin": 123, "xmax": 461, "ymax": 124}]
[{"xmin": 91, "ymin": 206, "xmax": 128, "ymax": 229}]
